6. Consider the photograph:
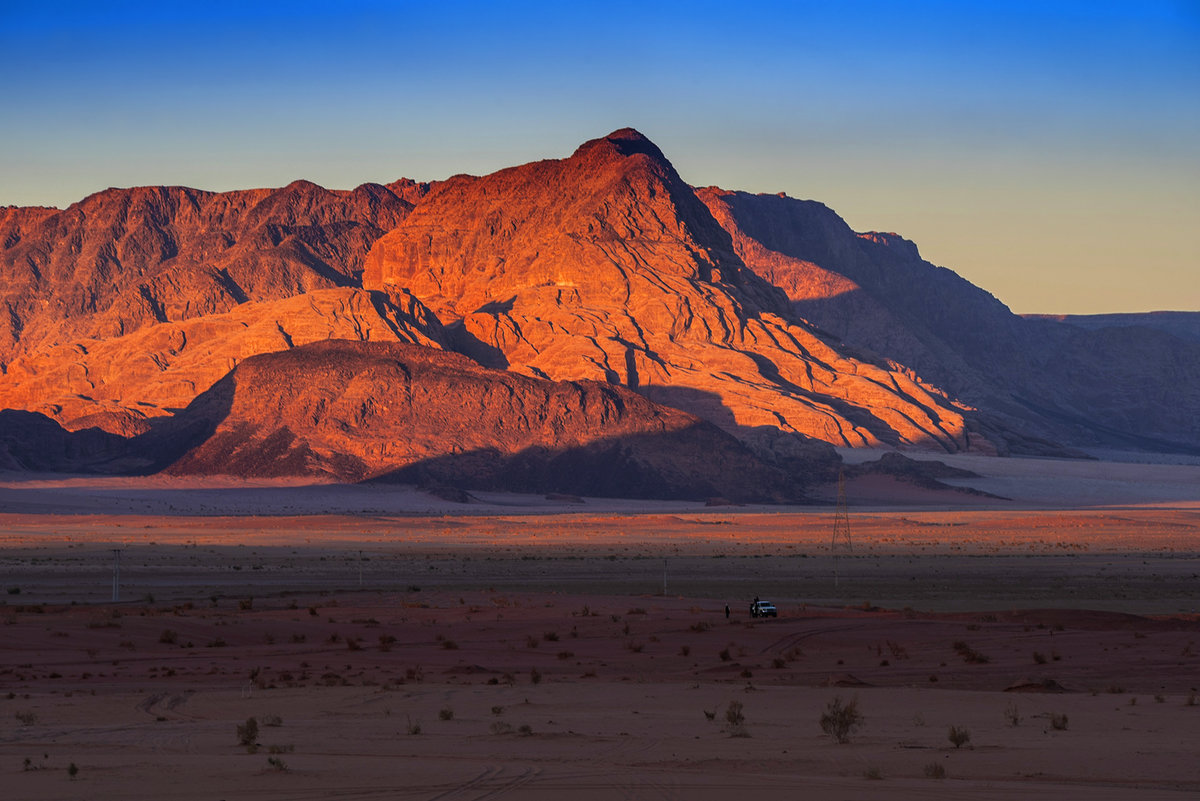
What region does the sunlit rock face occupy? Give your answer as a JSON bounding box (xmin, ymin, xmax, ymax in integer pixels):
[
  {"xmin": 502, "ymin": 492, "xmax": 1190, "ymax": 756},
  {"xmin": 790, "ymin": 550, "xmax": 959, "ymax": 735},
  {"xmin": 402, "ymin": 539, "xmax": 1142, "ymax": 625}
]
[
  {"xmin": 0, "ymin": 288, "xmax": 446, "ymax": 435},
  {"xmin": 147, "ymin": 339, "xmax": 804, "ymax": 502},
  {"xmin": 364, "ymin": 129, "xmax": 975, "ymax": 454}
]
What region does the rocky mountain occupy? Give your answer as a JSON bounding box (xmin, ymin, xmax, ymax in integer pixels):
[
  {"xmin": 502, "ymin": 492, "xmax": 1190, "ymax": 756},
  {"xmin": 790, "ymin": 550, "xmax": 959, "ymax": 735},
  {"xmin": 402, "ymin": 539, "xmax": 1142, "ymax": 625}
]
[
  {"xmin": 699, "ymin": 188, "xmax": 1200, "ymax": 455},
  {"xmin": 0, "ymin": 178, "xmax": 427, "ymax": 368},
  {"xmin": 1, "ymin": 127, "xmax": 1194, "ymax": 492},
  {"xmin": 144, "ymin": 339, "xmax": 801, "ymax": 501},
  {"xmin": 363, "ymin": 129, "xmax": 978, "ymax": 456}
]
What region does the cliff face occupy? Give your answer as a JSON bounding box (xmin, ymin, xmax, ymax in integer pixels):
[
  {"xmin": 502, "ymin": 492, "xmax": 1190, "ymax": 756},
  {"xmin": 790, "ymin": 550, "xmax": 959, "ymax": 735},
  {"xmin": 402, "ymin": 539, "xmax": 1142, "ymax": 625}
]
[
  {"xmin": 149, "ymin": 339, "xmax": 803, "ymax": 501},
  {"xmin": 700, "ymin": 188, "xmax": 1200, "ymax": 455},
  {"xmin": 364, "ymin": 129, "xmax": 976, "ymax": 454}
]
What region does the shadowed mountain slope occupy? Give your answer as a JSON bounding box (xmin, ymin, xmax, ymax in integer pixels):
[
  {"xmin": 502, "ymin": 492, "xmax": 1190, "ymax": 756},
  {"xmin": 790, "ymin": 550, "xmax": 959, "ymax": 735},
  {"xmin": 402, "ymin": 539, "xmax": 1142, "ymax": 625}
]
[{"xmin": 699, "ymin": 188, "xmax": 1200, "ymax": 454}]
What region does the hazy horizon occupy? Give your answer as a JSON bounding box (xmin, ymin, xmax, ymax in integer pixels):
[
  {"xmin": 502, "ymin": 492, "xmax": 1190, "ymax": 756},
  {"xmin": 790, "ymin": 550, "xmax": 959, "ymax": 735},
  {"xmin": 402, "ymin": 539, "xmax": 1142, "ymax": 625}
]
[{"xmin": 2, "ymin": 1, "xmax": 1197, "ymax": 315}]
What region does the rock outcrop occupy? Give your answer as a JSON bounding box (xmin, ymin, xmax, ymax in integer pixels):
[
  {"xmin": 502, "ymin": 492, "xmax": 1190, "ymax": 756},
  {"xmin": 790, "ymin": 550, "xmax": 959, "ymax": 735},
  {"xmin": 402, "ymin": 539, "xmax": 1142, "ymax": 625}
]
[{"xmin": 147, "ymin": 340, "xmax": 802, "ymax": 501}]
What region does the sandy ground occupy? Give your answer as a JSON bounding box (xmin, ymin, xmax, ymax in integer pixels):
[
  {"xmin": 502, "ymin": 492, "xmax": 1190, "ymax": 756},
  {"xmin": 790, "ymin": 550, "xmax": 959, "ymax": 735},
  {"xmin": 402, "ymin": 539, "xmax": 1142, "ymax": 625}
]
[{"xmin": 2, "ymin": 455, "xmax": 1200, "ymax": 799}]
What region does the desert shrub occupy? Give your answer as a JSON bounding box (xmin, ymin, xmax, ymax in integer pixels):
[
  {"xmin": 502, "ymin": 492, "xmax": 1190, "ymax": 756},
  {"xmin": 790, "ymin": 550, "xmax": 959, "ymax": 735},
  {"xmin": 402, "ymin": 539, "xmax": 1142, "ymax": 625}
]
[
  {"xmin": 15, "ymin": 711, "xmax": 37, "ymax": 726},
  {"xmin": 680, "ymin": 645, "xmax": 691, "ymax": 657},
  {"xmin": 439, "ymin": 706, "xmax": 454, "ymax": 721},
  {"xmin": 924, "ymin": 762, "xmax": 946, "ymax": 779},
  {"xmin": 406, "ymin": 717, "xmax": 421, "ymax": 735},
  {"xmin": 953, "ymin": 641, "xmax": 990, "ymax": 664},
  {"xmin": 159, "ymin": 629, "xmax": 178, "ymax": 645},
  {"xmin": 626, "ymin": 641, "xmax": 644, "ymax": 653},
  {"xmin": 238, "ymin": 598, "xmax": 253, "ymax": 611},
  {"xmin": 490, "ymin": 721, "xmax": 513, "ymax": 735},
  {"xmin": 68, "ymin": 762, "xmax": 78, "ymax": 779},
  {"xmin": 237, "ymin": 717, "xmax": 259, "ymax": 747},
  {"xmin": 948, "ymin": 725, "xmax": 971, "ymax": 749},
  {"xmin": 526, "ymin": 635, "xmax": 539, "ymax": 649},
  {"xmin": 556, "ymin": 650, "xmax": 574, "ymax": 660},
  {"xmin": 703, "ymin": 708, "xmax": 716, "ymax": 721},
  {"xmin": 530, "ymin": 668, "xmax": 542, "ymax": 685},
  {"xmin": 518, "ymin": 724, "xmax": 533, "ymax": 736},
  {"xmin": 261, "ymin": 714, "xmax": 283, "ymax": 727},
  {"xmin": 266, "ymin": 756, "xmax": 288, "ymax": 771},
  {"xmin": 1050, "ymin": 712, "xmax": 1069, "ymax": 730},
  {"xmin": 543, "ymin": 631, "xmax": 559, "ymax": 642},
  {"xmin": 1004, "ymin": 701, "xmax": 1021, "ymax": 727},
  {"xmin": 725, "ymin": 700, "xmax": 748, "ymax": 737},
  {"xmin": 267, "ymin": 744, "xmax": 294, "ymax": 754},
  {"xmin": 1033, "ymin": 651, "xmax": 1047, "ymax": 664},
  {"xmin": 819, "ymin": 695, "xmax": 864, "ymax": 744},
  {"xmin": 863, "ymin": 766, "xmax": 882, "ymax": 780},
  {"xmin": 441, "ymin": 639, "xmax": 458, "ymax": 650},
  {"xmin": 718, "ymin": 647, "xmax": 732, "ymax": 661}
]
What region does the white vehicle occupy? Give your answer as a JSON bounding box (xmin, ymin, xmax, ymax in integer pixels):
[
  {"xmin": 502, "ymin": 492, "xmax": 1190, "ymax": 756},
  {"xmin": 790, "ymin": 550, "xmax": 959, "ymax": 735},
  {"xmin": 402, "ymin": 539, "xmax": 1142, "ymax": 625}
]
[{"xmin": 750, "ymin": 600, "xmax": 777, "ymax": 618}]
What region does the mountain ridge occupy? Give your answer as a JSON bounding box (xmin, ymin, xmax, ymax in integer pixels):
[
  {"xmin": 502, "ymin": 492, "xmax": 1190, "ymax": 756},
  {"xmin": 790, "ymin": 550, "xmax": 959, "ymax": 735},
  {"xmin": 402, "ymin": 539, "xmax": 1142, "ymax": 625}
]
[{"xmin": 1, "ymin": 127, "xmax": 1195, "ymax": 495}]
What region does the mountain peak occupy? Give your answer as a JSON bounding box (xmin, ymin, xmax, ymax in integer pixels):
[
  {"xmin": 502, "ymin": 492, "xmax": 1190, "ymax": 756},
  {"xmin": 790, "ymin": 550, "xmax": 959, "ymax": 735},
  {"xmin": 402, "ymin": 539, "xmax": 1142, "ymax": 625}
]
[{"xmin": 572, "ymin": 127, "xmax": 669, "ymax": 164}]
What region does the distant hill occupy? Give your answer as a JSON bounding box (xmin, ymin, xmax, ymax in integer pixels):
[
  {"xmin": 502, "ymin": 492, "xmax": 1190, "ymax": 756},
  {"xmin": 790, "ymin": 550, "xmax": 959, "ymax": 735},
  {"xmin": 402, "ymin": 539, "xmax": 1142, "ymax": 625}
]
[{"xmin": 1026, "ymin": 312, "xmax": 1200, "ymax": 346}]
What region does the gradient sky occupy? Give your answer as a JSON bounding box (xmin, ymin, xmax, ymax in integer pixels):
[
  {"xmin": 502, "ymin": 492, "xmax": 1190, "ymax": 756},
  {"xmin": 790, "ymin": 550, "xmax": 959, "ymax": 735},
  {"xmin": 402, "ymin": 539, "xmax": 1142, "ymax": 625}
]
[{"xmin": 2, "ymin": 1, "xmax": 1197, "ymax": 314}]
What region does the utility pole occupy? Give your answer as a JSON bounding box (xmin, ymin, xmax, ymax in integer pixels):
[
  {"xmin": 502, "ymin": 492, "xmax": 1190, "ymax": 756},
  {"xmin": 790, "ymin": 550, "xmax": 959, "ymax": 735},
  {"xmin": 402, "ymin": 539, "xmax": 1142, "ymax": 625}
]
[
  {"xmin": 832, "ymin": 469, "xmax": 852, "ymax": 589},
  {"xmin": 111, "ymin": 548, "xmax": 123, "ymax": 602}
]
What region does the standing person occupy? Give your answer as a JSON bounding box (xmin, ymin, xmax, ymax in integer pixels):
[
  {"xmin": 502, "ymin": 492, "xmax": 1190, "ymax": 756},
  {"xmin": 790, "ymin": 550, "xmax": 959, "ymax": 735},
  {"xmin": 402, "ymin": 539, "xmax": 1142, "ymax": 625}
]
[{"xmin": 725, "ymin": 604, "xmax": 730, "ymax": 620}]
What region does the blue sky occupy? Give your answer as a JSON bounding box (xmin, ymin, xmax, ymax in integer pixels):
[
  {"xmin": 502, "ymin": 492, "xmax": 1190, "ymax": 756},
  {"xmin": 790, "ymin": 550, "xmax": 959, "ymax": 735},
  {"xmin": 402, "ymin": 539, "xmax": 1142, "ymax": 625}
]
[{"xmin": 2, "ymin": 1, "xmax": 1197, "ymax": 314}]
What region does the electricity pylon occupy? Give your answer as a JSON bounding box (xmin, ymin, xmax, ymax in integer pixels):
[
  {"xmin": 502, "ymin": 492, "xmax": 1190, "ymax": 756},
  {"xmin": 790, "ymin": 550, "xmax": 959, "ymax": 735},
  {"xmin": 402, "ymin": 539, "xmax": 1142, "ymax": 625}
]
[{"xmin": 832, "ymin": 468, "xmax": 852, "ymax": 589}]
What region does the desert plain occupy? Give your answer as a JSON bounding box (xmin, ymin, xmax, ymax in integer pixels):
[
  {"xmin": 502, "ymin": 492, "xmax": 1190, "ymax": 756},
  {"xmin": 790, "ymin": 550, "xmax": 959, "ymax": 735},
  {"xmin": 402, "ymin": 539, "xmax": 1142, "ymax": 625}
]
[{"xmin": 2, "ymin": 452, "xmax": 1199, "ymax": 800}]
